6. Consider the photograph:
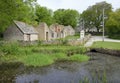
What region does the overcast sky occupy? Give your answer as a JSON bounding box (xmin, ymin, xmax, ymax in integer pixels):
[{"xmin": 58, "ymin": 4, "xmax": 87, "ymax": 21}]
[{"xmin": 37, "ymin": 0, "xmax": 120, "ymax": 13}]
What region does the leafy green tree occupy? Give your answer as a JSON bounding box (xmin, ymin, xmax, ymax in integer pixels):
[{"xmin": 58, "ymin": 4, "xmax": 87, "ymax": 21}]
[
  {"xmin": 106, "ymin": 9, "xmax": 120, "ymax": 39},
  {"xmin": 15, "ymin": 0, "xmax": 37, "ymax": 25},
  {"xmin": 53, "ymin": 9, "xmax": 65, "ymax": 25},
  {"xmin": 81, "ymin": 1, "xmax": 112, "ymax": 32},
  {"xmin": 35, "ymin": 5, "xmax": 54, "ymax": 26},
  {"xmin": 0, "ymin": 0, "xmax": 37, "ymax": 33},
  {"xmin": 81, "ymin": 8, "xmax": 94, "ymax": 31},
  {"xmin": 63, "ymin": 9, "xmax": 80, "ymax": 28},
  {"xmin": 0, "ymin": 0, "xmax": 17, "ymax": 33},
  {"xmin": 54, "ymin": 9, "xmax": 79, "ymax": 28}
]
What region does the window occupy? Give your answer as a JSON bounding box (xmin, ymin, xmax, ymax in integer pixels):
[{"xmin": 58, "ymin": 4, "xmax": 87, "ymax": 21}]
[{"xmin": 52, "ymin": 33, "xmax": 54, "ymax": 38}]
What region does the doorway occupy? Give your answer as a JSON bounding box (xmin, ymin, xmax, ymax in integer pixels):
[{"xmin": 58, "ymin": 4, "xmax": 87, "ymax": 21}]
[
  {"xmin": 46, "ymin": 32, "xmax": 48, "ymax": 41},
  {"xmin": 27, "ymin": 34, "xmax": 30, "ymax": 41}
]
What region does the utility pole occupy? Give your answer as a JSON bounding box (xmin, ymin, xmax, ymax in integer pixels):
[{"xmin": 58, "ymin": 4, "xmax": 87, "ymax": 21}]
[{"xmin": 102, "ymin": 8, "xmax": 105, "ymax": 42}]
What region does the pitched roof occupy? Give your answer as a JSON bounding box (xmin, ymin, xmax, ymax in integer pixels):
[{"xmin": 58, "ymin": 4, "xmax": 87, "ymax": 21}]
[{"xmin": 14, "ymin": 21, "xmax": 38, "ymax": 34}]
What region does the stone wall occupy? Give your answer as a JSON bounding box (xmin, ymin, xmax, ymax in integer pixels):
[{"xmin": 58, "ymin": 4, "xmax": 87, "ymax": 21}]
[
  {"xmin": 41, "ymin": 34, "xmax": 91, "ymax": 46},
  {"xmin": 67, "ymin": 34, "xmax": 91, "ymax": 46},
  {"xmin": 4, "ymin": 23, "xmax": 24, "ymax": 41}
]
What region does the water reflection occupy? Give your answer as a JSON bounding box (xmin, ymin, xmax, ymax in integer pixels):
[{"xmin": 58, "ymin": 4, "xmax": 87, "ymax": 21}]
[
  {"xmin": 0, "ymin": 62, "xmax": 24, "ymax": 83},
  {"xmin": 16, "ymin": 61, "xmax": 92, "ymax": 83}
]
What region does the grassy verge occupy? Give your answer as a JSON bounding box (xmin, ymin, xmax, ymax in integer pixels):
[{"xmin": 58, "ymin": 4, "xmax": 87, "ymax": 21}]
[
  {"xmin": 0, "ymin": 42, "xmax": 89, "ymax": 67},
  {"xmin": 92, "ymin": 41, "xmax": 120, "ymax": 50},
  {"xmin": 64, "ymin": 35, "xmax": 80, "ymax": 40}
]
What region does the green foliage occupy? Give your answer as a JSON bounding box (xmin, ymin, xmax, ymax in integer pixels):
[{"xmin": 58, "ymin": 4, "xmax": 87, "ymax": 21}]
[
  {"xmin": 54, "ymin": 9, "xmax": 80, "ymax": 28},
  {"xmin": 0, "ymin": 0, "xmax": 37, "ymax": 33},
  {"xmin": 0, "ymin": 0, "xmax": 16, "ymax": 32},
  {"xmin": 53, "ymin": 9, "xmax": 65, "ymax": 25},
  {"xmin": 0, "ymin": 42, "xmax": 19, "ymax": 55},
  {"xmin": 35, "ymin": 5, "xmax": 54, "ymax": 26},
  {"xmin": 31, "ymin": 45, "xmax": 87, "ymax": 54},
  {"xmin": 81, "ymin": 1, "xmax": 112, "ymax": 32},
  {"xmin": 0, "ymin": 43, "xmax": 89, "ymax": 67},
  {"xmin": 56, "ymin": 38, "xmax": 68, "ymax": 45},
  {"xmin": 106, "ymin": 9, "xmax": 120, "ymax": 39},
  {"xmin": 19, "ymin": 53, "xmax": 54, "ymax": 66},
  {"xmin": 79, "ymin": 71, "xmax": 108, "ymax": 83},
  {"xmin": 102, "ymin": 71, "xmax": 107, "ymax": 83},
  {"xmin": 68, "ymin": 54, "xmax": 89, "ymax": 62},
  {"xmin": 64, "ymin": 35, "xmax": 80, "ymax": 40}
]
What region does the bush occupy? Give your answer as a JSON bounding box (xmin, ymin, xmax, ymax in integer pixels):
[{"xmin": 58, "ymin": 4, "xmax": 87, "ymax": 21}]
[
  {"xmin": 0, "ymin": 42, "xmax": 20, "ymax": 55},
  {"xmin": 106, "ymin": 10, "xmax": 120, "ymax": 39},
  {"xmin": 57, "ymin": 38, "xmax": 68, "ymax": 45}
]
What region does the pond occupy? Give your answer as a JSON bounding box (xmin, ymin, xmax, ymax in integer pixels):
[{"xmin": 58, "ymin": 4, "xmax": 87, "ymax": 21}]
[{"xmin": 0, "ymin": 52, "xmax": 120, "ymax": 83}]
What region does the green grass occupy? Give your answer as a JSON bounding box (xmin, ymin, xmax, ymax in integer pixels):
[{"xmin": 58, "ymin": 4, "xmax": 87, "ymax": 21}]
[
  {"xmin": 0, "ymin": 53, "xmax": 89, "ymax": 67},
  {"xmin": 92, "ymin": 41, "xmax": 120, "ymax": 50},
  {"xmin": 67, "ymin": 54, "xmax": 89, "ymax": 62},
  {"xmin": 0, "ymin": 42, "xmax": 89, "ymax": 67},
  {"xmin": 64, "ymin": 35, "xmax": 80, "ymax": 40},
  {"xmin": 19, "ymin": 53, "xmax": 54, "ymax": 66}
]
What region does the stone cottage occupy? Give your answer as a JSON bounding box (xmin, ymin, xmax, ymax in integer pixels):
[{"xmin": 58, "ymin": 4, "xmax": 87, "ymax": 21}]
[
  {"xmin": 36, "ymin": 22, "xmax": 50, "ymax": 41},
  {"xmin": 68, "ymin": 25, "xmax": 75, "ymax": 36},
  {"xmin": 49, "ymin": 23, "xmax": 64, "ymax": 39},
  {"xmin": 4, "ymin": 21, "xmax": 38, "ymax": 41},
  {"xmin": 63, "ymin": 25, "xmax": 75, "ymax": 37}
]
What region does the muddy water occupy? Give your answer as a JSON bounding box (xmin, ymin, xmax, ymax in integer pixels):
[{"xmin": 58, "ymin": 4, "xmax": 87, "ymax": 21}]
[{"xmin": 0, "ymin": 52, "xmax": 120, "ymax": 83}]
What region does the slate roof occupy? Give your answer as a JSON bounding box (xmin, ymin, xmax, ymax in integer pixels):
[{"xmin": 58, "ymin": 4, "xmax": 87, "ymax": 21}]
[{"xmin": 14, "ymin": 21, "xmax": 38, "ymax": 34}]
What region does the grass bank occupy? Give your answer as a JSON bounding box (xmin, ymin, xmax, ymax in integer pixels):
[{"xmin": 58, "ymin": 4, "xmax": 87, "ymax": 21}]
[
  {"xmin": 92, "ymin": 41, "xmax": 120, "ymax": 50},
  {"xmin": 0, "ymin": 42, "xmax": 89, "ymax": 67}
]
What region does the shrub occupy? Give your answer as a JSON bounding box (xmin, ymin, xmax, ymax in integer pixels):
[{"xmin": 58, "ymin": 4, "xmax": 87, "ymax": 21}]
[{"xmin": 0, "ymin": 42, "xmax": 19, "ymax": 55}]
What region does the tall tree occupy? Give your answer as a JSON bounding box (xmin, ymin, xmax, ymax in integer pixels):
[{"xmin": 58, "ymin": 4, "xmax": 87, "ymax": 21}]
[
  {"xmin": 15, "ymin": 0, "xmax": 37, "ymax": 24},
  {"xmin": 54, "ymin": 9, "xmax": 80, "ymax": 28},
  {"xmin": 53, "ymin": 9, "xmax": 65, "ymax": 25},
  {"xmin": 35, "ymin": 5, "xmax": 54, "ymax": 26},
  {"xmin": 81, "ymin": 1, "xmax": 112, "ymax": 32},
  {"xmin": 63, "ymin": 9, "xmax": 80, "ymax": 28},
  {"xmin": 0, "ymin": 0, "xmax": 37, "ymax": 33},
  {"xmin": 81, "ymin": 7, "xmax": 94, "ymax": 31},
  {"xmin": 106, "ymin": 9, "xmax": 120, "ymax": 39}
]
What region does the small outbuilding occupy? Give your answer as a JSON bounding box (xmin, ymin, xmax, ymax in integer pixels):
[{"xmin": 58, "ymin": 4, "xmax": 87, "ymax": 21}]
[{"xmin": 4, "ymin": 21, "xmax": 38, "ymax": 41}]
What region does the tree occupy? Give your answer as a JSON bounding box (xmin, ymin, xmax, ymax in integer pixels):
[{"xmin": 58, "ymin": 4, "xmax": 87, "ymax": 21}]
[
  {"xmin": 0, "ymin": 0, "xmax": 37, "ymax": 33},
  {"xmin": 81, "ymin": 7, "xmax": 94, "ymax": 32},
  {"xmin": 53, "ymin": 9, "xmax": 65, "ymax": 25},
  {"xmin": 54, "ymin": 9, "xmax": 80, "ymax": 28},
  {"xmin": 106, "ymin": 9, "xmax": 120, "ymax": 39},
  {"xmin": 63, "ymin": 9, "xmax": 80, "ymax": 28},
  {"xmin": 35, "ymin": 5, "xmax": 54, "ymax": 26},
  {"xmin": 15, "ymin": 0, "xmax": 37, "ymax": 25},
  {"xmin": 81, "ymin": 1, "xmax": 112, "ymax": 32}
]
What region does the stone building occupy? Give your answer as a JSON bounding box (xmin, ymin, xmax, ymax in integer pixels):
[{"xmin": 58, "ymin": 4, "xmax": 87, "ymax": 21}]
[
  {"xmin": 36, "ymin": 22, "xmax": 50, "ymax": 41},
  {"xmin": 49, "ymin": 23, "xmax": 64, "ymax": 39},
  {"xmin": 4, "ymin": 21, "xmax": 38, "ymax": 41},
  {"xmin": 63, "ymin": 25, "xmax": 75, "ymax": 37}
]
